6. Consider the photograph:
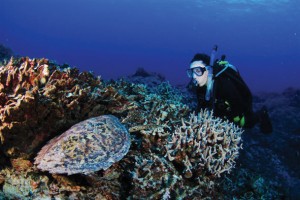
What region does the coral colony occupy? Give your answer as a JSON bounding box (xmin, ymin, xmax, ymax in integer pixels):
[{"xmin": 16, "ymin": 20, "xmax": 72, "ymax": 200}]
[
  {"xmin": 0, "ymin": 57, "xmax": 131, "ymax": 159},
  {"xmin": 34, "ymin": 115, "xmax": 131, "ymax": 175},
  {"xmin": 165, "ymin": 110, "xmax": 243, "ymax": 179},
  {"xmin": 0, "ymin": 57, "xmax": 243, "ymax": 199}
]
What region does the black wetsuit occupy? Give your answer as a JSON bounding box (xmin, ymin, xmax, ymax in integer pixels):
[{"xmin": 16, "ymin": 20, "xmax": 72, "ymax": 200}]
[{"xmin": 195, "ymin": 65, "xmax": 258, "ymax": 128}]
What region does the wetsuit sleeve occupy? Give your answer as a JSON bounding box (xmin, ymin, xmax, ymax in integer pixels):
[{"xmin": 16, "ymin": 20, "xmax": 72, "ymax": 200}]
[{"xmin": 196, "ymin": 86, "xmax": 210, "ymax": 112}]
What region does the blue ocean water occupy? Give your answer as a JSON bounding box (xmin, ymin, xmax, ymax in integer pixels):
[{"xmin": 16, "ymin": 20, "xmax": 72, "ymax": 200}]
[{"xmin": 0, "ymin": 0, "xmax": 299, "ymax": 92}]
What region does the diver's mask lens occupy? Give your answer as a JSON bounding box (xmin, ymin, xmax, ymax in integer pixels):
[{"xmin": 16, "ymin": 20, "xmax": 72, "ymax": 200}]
[{"xmin": 186, "ymin": 67, "xmax": 206, "ymax": 78}]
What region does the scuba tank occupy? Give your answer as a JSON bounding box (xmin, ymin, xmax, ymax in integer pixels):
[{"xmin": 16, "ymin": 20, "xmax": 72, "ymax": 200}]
[
  {"xmin": 205, "ymin": 45, "xmax": 217, "ymax": 101},
  {"xmin": 215, "ymin": 54, "xmax": 239, "ymax": 77}
]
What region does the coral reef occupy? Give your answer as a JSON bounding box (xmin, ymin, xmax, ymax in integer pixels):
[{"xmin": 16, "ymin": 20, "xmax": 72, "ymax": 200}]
[
  {"xmin": 0, "ymin": 159, "xmax": 129, "ymax": 200},
  {"xmin": 113, "ymin": 80, "xmax": 191, "ymax": 133},
  {"xmin": 126, "ymin": 110, "xmax": 243, "ymax": 199},
  {"xmin": 129, "ymin": 152, "xmax": 180, "ymax": 199},
  {"xmin": 35, "ymin": 115, "xmax": 131, "ymax": 175},
  {"xmin": 165, "ymin": 110, "xmax": 243, "ymax": 179},
  {"xmin": 0, "ymin": 59, "xmax": 246, "ymax": 199},
  {"xmin": 1, "ymin": 168, "xmax": 51, "ymax": 200},
  {"xmin": 239, "ymin": 88, "xmax": 300, "ymax": 199},
  {"xmin": 216, "ymin": 167, "xmax": 283, "ymax": 199},
  {"xmin": 0, "ymin": 57, "xmax": 133, "ymax": 159}
]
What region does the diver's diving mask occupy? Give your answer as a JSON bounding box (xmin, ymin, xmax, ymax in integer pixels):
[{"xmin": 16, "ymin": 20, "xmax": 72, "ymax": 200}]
[{"xmin": 186, "ymin": 67, "xmax": 207, "ymax": 78}]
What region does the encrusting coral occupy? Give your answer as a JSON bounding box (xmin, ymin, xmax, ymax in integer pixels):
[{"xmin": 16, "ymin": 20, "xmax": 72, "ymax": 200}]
[
  {"xmin": 34, "ymin": 115, "xmax": 131, "ymax": 175},
  {"xmin": 0, "ymin": 57, "xmax": 244, "ymax": 199}
]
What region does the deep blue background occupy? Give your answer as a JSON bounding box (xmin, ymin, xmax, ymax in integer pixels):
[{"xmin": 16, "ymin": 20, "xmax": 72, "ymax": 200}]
[{"xmin": 0, "ymin": 0, "xmax": 299, "ymax": 92}]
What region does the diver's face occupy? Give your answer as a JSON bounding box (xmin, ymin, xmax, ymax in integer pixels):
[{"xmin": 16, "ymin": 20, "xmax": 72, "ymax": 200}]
[{"xmin": 190, "ymin": 61, "xmax": 208, "ymax": 87}]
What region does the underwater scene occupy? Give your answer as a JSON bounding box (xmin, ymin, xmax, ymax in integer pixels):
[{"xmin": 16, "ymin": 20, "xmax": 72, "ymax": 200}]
[{"xmin": 0, "ymin": 0, "xmax": 299, "ymax": 200}]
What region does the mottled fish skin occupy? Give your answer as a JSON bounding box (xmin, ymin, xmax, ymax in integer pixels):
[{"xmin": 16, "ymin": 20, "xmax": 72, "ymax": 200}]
[{"xmin": 34, "ymin": 115, "xmax": 131, "ymax": 175}]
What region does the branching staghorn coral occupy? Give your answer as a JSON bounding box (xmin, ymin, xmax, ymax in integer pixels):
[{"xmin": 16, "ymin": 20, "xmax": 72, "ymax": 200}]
[
  {"xmin": 110, "ymin": 80, "xmax": 191, "ymax": 155},
  {"xmin": 129, "ymin": 153, "xmax": 181, "ymax": 199},
  {"xmin": 124, "ymin": 109, "xmax": 243, "ymax": 199},
  {"xmin": 165, "ymin": 109, "xmax": 243, "ymax": 179},
  {"xmin": 110, "ymin": 80, "xmax": 190, "ymax": 127}
]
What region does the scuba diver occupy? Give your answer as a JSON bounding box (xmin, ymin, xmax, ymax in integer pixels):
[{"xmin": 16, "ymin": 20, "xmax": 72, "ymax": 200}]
[{"xmin": 187, "ymin": 46, "xmax": 273, "ymax": 134}]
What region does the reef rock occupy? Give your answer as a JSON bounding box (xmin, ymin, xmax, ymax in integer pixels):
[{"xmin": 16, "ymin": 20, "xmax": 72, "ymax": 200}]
[
  {"xmin": 0, "ymin": 44, "xmax": 14, "ymax": 65},
  {"xmin": 34, "ymin": 115, "xmax": 131, "ymax": 175}
]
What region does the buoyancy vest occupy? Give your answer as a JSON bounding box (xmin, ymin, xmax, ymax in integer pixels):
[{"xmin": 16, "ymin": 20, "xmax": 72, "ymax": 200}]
[{"xmin": 206, "ymin": 60, "xmax": 252, "ymax": 127}]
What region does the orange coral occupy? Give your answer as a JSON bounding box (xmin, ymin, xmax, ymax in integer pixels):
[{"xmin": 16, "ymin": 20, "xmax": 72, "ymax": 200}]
[{"xmin": 10, "ymin": 158, "xmax": 33, "ymax": 172}]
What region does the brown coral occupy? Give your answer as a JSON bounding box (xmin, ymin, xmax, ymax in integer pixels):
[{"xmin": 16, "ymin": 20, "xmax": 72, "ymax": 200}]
[
  {"xmin": 10, "ymin": 158, "xmax": 33, "ymax": 172},
  {"xmin": 0, "ymin": 57, "xmax": 132, "ymax": 159}
]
